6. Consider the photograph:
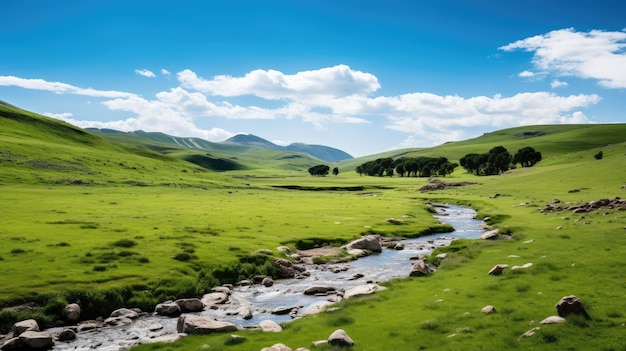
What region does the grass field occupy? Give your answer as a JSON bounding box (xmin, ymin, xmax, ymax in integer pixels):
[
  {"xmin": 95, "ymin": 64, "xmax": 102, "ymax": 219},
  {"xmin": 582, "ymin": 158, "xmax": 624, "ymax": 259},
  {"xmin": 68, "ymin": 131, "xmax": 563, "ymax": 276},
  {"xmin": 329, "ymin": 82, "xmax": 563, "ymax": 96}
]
[{"xmin": 1, "ymin": 102, "xmax": 625, "ymax": 350}]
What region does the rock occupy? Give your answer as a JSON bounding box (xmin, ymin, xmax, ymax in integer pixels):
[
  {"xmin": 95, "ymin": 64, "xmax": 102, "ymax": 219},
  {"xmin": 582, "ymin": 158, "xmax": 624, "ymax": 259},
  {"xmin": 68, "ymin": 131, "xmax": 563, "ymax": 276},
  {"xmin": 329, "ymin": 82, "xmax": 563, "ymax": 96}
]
[
  {"xmin": 271, "ymin": 306, "xmax": 299, "ymax": 315},
  {"xmin": 304, "ymin": 286, "xmax": 336, "ymax": 295},
  {"xmin": 13, "ymin": 319, "xmax": 39, "ymax": 336},
  {"xmin": 343, "ymin": 235, "xmax": 381, "ymax": 253},
  {"xmin": 62, "ymin": 303, "xmax": 81, "ymax": 322},
  {"xmin": 148, "ymin": 323, "xmax": 164, "ymax": 331},
  {"xmin": 273, "ymin": 258, "xmax": 305, "ymax": 279},
  {"xmin": 175, "ymin": 298, "xmax": 204, "ymax": 312},
  {"xmin": 259, "ymin": 320, "xmax": 283, "ymax": 332},
  {"xmin": 481, "ymin": 305, "xmax": 496, "ymax": 314},
  {"xmin": 347, "ymin": 249, "xmax": 367, "ymax": 257},
  {"xmin": 56, "ymin": 329, "xmax": 76, "ymax": 341},
  {"xmin": 349, "ymin": 273, "xmax": 364, "ymax": 280},
  {"xmin": 520, "ymin": 327, "xmax": 540, "ymax": 338},
  {"xmin": 104, "ymin": 316, "xmax": 133, "ymax": 326},
  {"xmin": 0, "ymin": 337, "xmax": 26, "ymax": 351},
  {"xmin": 386, "ymin": 218, "xmax": 404, "ymax": 225},
  {"xmin": 511, "ymin": 263, "xmax": 533, "ymax": 270},
  {"xmin": 488, "ymin": 264, "xmax": 509, "ymax": 276},
  {"xmin": 110, "ymin": 307, "xmax": 139, "ymax": 319},
  {"xmin": 261, "ymin": 343, "xmax": 292, "ymax": 351},
  {"xmin": 77, "ymin": 321, "xmax": 100, "ymax": 332},
  {"xmin": 394, "ymin": 243, "xmax": 405, "ymax": 250},
  {"xmin": 201, "ymin": 292, "xmax": 229, "ymax": 306},
  {"xmin": 344, "ymin": 284, "xmax": 386, "ymax": 299},
  {"xmin": 328, "ymin": 329, "xmax": 355, "ymax": 347},
  {"xmin": 540, "ymin": 316, "xmax": 566, "ymax": 324},
  {"xmin": 302, "ymin": 301, "xmax": 333, "ymax": 316},
  {"xmin": 237, "ymin": 279, "xmax": 252, "ymax": 286},
  {"xmin": 254, "ymin": 249, "xmax": 273, "ymax": 255},
  {"xmin": 276, "ymin": 246, "xmax": 291, "ymax": 253},
  {"xmin": 155, "ymin": 301, "xmax": 182, "ymax": 317},
  {"xmin": 211, "ymin": 286, "xmax": 232, "ymax": 294},
  {"xmin": 556, "ymin": 295, "xmax": 590, "ymax": 319},
  {"xmin": 176, "ymin": 315, "xmax": 237, "ymax": 334},
  {"xmin": 262, "ymin": 277, "xmax": 274, "ymax": 287},
  {"xmin": 149, "ymin": 333, "xmax": 187, "ymax": 343},
  {"xmin": 436, "ymin": 253, "xmax": 447, "ymax": 260},
  {"xmin": 237, "ymin": 305, "xmax": 254, "ymax": 320},
  {"xmin": 18, "ymin": 330, "xmax": 54, "ymax": 350},
  {"xmin": 409, "ymin": 259, "xmax": 434, "ymax": 277},
  {"xmin": 480, "ymin": 229, "xmax": 499, "ymax": 240}
]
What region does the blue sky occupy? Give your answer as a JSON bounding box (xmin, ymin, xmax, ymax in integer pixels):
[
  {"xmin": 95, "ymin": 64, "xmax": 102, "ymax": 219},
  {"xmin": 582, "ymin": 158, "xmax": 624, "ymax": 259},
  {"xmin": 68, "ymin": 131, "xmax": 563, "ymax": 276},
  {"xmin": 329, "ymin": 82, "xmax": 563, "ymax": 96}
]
[{"xmin": 1, "ymin": 0, "xmax": 625, "ymax": 157}]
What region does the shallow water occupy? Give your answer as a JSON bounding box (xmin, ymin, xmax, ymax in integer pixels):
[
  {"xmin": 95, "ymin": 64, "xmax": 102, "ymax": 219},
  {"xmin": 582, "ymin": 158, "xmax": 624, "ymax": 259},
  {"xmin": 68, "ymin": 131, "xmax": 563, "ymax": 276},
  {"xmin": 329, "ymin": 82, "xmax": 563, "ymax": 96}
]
[{"xmin": 50, "ymin": 204, "xmax": 483, "ymax": 350}]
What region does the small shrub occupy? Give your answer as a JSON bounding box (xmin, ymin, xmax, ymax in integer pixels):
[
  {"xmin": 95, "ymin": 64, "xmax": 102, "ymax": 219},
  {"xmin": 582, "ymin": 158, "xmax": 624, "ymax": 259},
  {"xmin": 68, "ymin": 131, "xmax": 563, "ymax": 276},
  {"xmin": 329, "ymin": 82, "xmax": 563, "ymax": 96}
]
[
  {"xmin": 137, "ymin": 257, "xmax": 150, "ymax": 263},
  {"xmin": 10, "ymin": 248, "xmax": 25, "ymax": 254},
  {"xmin": 594, "ymin": 151, "xmax": 603, "ymax": 160},
  {"xmin": 55, "ymin": 242, "xmax": 71, "ymax": 247},
  {"xmin": 173, "ymin": 252, "xmax": 192, "ymax": 261},
  {"xmin": 111, "ymin": 239, "xmax": 137, "ymax": 248},
  {"xmin": 93, "ymin": 265, "xmax": 107, "ymax": 272},
  {"xmin": 118, "ymin": 250, "xmax": 137, "ymax": 257}
]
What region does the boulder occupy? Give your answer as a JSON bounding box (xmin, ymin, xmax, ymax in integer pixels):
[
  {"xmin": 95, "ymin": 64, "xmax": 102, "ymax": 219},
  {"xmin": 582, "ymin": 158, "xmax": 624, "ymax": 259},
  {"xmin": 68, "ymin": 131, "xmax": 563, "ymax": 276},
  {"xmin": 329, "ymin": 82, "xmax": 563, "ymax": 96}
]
[
  {"xmin": 13, "ymin": 319, "xmax": 39, "ymax": 336},
  {"xmin": 0, "ymin": 337, "xmax": 26, "ymax": 351},
  {"xmin": 540, "ymin": 316, "xmax": 566, "ymax": 324},
  {"xmin": 344, "ymin": 284, "xmax": 386, "ymax": 299},
  {"xmin": 155, "ymin": 301, "xmax": 181, "ymax": 317},
  {"xmin": 237, "ymin": 305, "xmax": 254, "ymax": 320},
  {"xmin": 62, "ymin": 303, "xmax": 81, "ymax": 322},
  {"xmin": 175, "ymin": 298, "xmax": 204, "ymax": 312},
  {"xmin": 480, "ymin": 229, "xmax": 499, "ymax": 240},
  {"xmin": 77, "ymin": 321, "xmax": 100, "ymax": 332},
  {"xmin": 276, "ymin": 246, "xmax": 292, "ymax": 253},
  {"xmin": 304, "ymin": 286, "xmax": 336, "ymax": 295},
  {"xmin": 481, "ymin": 305, "xmax": 496, "ymax": 314},
  {"xmin": 261, "ymin": 343, "xmax": 292, "ymax": 351},
  {"xmin": 271, "ymin": 306, "xmax": 299, "ymax": 315},
  {"xmin": 302, "ymin": 301, "xmax": 333, "ymax": 316},
  {"xmin": 328, "ymin": 329, "xmax": 355, "ymax": 347},
  {"xmin": 176, "ymin": 315, "xmax": 237, "ymax": 334},
  {"xmin": 148, "ymin": 323, "xmax": 164, "ymax": 331},
  {"xmin": 201, "ymin": 292, "xmax": 229, "ymax": 306},
  {"xmin": 555, "ymin": 295, "xmax": 590, "ymax": 319},
  {"xmin": 262, "ymin": 277, "xmax": 274, "ymax": 287},
  {"xmin": 488, "ymin": 264, "xmax": 509, "ymax": 276},
  {"xmin": 273, "ymin": 258, "xmax": 306, "ymax": 279},
  {"xmin": 56, "ymin": 329, "xmax": 76, "ymax": 341},
  {"xmin": 211, "ymin": 286, "xmax": 232, "ymax": 294},
  {"xmin": 343, "ymin": 235, "xmax": 381, "ymax": 253},
  {"xmin": 409, "ymin": 260, "xmax": 434, "ymax": 277},
  {"xmin": 18, "ymin": 330, "xmax": 54, "ymax": 350},
  {"xmin": 110, "ymin": 308, "xmax": 139, "ymax": 319},
  {"xmin": 259, "ymin": 320, "xmax": 283, "ymax": 332}
]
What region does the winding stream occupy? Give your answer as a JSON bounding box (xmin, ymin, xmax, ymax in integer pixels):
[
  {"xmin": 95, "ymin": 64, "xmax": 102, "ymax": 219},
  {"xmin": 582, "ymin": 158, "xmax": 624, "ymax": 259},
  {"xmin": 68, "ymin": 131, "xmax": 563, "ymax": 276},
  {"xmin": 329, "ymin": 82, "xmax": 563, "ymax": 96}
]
[{"xmin": 49, "ymin": 204, "xmax": 484, "ymax": 350}]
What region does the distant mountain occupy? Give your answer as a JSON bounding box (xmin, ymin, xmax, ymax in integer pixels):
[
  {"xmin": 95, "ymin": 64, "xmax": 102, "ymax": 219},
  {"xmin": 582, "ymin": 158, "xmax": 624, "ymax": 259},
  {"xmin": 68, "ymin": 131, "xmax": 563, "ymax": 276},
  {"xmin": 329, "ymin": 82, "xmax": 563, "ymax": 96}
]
[{"xmin": 224, "ymin": 134, "xmax": 353, "ymax": 162}]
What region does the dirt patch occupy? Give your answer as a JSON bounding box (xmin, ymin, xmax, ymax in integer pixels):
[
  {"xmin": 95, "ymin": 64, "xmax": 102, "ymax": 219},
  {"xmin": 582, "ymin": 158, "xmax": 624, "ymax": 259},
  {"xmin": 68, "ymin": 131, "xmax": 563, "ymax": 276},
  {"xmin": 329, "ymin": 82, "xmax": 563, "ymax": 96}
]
[
  {"xmin": 297, "ymin": 247, "xmax": 343, "ymax": 258},
  {"xmin": 419, "ymin": 179, "xmax": 477, "ymax": 192}
]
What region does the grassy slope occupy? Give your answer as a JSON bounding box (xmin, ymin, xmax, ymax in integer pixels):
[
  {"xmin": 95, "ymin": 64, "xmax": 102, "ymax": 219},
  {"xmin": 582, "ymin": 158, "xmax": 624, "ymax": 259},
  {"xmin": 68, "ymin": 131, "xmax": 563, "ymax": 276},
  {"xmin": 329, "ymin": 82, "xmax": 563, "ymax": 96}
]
[{"xmin": 2, "ymin": 103, "xmax": 626, "ymax": 349}]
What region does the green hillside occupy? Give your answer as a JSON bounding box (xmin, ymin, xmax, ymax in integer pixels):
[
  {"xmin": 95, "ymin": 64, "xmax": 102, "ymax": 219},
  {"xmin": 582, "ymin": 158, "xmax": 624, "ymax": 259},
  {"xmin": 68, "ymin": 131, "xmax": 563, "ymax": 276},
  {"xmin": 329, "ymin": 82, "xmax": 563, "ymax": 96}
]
[{"xmin": 1, "ymin": 102, "xmax": 625, "ymax": 350}]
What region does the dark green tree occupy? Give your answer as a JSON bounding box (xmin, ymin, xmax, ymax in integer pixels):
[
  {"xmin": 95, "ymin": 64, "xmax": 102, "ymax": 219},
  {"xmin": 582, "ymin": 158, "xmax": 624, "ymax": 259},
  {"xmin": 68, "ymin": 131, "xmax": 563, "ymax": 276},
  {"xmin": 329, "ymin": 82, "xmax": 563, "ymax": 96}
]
[
  {"xmin": 332, "ymin": 167, "xmax": 339, "ymax": 176},
  {"xmin": 513, "ymin": 146, "xmax": 542, "ymax": 167},
  {"xmin": 594, "ymin": 151, "xmax": 603, "ymax": 160},
  {"xmin": 308, "ymin": 164, "xmax": 330, "ymax": 176}
]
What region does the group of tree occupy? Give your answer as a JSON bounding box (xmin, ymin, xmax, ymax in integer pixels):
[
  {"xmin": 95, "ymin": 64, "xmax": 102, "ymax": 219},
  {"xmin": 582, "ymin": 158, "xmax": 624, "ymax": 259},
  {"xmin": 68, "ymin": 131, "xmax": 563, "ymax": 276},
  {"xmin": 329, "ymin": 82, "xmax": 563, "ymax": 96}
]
[
  {"xmin": 460, "ymin": 146, "xmax": 542, "ymax": 176},
  {"xmin": 308, "ymin": 164, "xmax": 339, "ymax": 176},
  {"xmin": 355, "ymin": 156, "xmax": 458, "ymax": 177}
]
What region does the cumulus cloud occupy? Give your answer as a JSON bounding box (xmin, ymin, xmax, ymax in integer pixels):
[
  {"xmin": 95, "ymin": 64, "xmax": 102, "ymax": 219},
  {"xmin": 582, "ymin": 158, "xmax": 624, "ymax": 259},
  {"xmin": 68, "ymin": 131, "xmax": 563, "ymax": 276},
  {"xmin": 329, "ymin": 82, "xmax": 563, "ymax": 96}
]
[
  {"xmin": 519, "ymin": 70, "xmax": 535, "ymax": 78},
  {"xmin": 0, "ymin": 75, "xmax": 136, "ymax": 98},
  {"xmin": 500, "ymin": 28, "xmax": 626, "ymax": 88},
  {"xmin": 135, "ymin": 69, "xmax": 156, "ymax": 78},
  {"xmin": 551, "ymin": 79, "xmax": 568, "ymax": 88},
  {"xmin": 178, "ymin": 64, "xmax": 380, "ymax": 101}
]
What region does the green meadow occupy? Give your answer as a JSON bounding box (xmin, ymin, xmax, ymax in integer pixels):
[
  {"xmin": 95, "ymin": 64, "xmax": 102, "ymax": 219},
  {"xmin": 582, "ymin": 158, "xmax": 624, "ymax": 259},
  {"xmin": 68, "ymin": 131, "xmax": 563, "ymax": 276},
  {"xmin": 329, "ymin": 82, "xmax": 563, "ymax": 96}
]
[{"xmin": 1, "ymin": 102, "xmax": 625, "ymax": 350}]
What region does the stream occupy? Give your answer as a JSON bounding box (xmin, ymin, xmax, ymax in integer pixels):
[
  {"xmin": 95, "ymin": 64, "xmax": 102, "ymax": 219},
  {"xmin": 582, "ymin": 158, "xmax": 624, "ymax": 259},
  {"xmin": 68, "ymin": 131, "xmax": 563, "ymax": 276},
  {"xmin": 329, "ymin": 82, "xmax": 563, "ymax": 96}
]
[{"xmin": 48, "ymin": 204, "xmax": 484, "ymax": 350}]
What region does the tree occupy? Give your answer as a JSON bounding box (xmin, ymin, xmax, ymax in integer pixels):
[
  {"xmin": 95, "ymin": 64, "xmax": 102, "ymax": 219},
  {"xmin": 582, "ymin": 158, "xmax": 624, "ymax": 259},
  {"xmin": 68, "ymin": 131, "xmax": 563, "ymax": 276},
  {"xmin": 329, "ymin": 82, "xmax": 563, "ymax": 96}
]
[
  {"xmin": 308, "ymin": 164, "xmax": 330, "ymax": 176},
  {"xmin": 513, "ymin": 147, "xmax": 542, "ymax": 167},
  {"xmin": 332, "ymin": 167, "xmax": 339, "ymax": 176}
]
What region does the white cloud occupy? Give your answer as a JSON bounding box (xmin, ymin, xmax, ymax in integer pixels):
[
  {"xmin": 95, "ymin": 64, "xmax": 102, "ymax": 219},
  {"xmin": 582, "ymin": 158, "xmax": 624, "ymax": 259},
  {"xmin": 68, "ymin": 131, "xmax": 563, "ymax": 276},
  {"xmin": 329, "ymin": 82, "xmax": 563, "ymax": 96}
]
[
  {"xmin": 178, "ymin": 64, "xmax": 380, "ymax": 101},
  {"xmin": 44, "ymin": 112, "xmax": 73, "ymax": 119},
  {"xmin": 161, "ymin": 69, "xmax": 171, "ymax": 76},
  {"xmin": 551, "ymin": 79, "xmax": 568, "ymax": 88},
  {"xmin": 135, "ymin": 69, "xmax": 156, "ymax": 78},
  {"xmin": 0, "ymin": 75, "xmax": 136, "ymax": 98},
  {"xmin": 500, "ymin": 28, "xmax": 626, "ymax": 88},
  {"xmin": 519, "ymin": 70, "xmax": 535, "ymax": 78}
]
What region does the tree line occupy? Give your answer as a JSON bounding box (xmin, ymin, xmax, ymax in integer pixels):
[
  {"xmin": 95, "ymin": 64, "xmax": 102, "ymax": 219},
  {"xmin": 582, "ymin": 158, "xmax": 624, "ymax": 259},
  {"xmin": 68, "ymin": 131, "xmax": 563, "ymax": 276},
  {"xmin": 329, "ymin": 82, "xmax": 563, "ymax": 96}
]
[
  {"xmin": 355, "ymin": 156, "xmax": 458, "ymax": 177},
  {"xmin": 460, "ymin": 146, "xmax": 541, "ymax": 176}
]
